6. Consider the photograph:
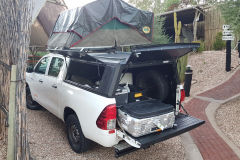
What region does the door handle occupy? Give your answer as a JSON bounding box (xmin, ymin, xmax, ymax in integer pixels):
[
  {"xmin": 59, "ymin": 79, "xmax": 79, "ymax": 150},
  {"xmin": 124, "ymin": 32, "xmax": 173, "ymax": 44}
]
[
  {"xmin": 52, "ymin": 84, "xmax": 57, "ymax": 88},
  {"xmin": 39, "ymin": 79, "xmax": 43, "ymax": 83}
]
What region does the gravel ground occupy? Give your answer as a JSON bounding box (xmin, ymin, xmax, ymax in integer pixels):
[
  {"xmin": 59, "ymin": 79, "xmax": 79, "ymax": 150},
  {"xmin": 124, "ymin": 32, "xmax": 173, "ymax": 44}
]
[
  {"xmin": 188, "ymin": 50, "xmax": 239, "ymax": 95},
  {"xmin": 27, "ymin": 109, "xmax": 185, "ymax": 160},
  {"xmin": 216, "ymin": 97, "xmax": 240, "ymax": 148}
]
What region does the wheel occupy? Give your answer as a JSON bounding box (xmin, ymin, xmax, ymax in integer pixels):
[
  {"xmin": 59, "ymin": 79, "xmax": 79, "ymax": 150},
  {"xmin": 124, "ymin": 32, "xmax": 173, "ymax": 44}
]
[
  {"xmin": 136, "ymin": 70, "xmax": 169, "ymax": 101},
  {"xmin": 66, "ymin": 114, "xmax": 92, "ymax": 153},
  {"xmin": 26, "ymin": 87, "xmax": 41, "ymax": 110}
]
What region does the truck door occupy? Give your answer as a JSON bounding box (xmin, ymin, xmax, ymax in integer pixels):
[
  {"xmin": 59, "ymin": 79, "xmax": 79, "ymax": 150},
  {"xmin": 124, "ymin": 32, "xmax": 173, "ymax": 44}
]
[
  {"xmin": 44, "ymin": 57, "xmax": 64, "ymax": 117},
  {"xmin": 30, "ymin": 56, "xmax": 51, "ymax": 105}
]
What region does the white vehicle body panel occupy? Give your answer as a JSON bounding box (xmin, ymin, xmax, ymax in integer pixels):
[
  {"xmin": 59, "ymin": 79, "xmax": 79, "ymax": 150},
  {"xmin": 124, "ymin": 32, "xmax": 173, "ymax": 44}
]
[
  {"xmin": 26, "ymin": 53, "xmax": 121, "ymax": 147},
  {"xmin": 58, "ymin": 82, "xmax": 119, "ymax": 146}
]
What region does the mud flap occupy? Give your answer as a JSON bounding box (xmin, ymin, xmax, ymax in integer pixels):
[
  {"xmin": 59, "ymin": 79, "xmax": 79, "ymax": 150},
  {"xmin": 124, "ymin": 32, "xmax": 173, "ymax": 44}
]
[{"xmin": 114, "ymin": 113, "xmax": 204, "ymax": 157}]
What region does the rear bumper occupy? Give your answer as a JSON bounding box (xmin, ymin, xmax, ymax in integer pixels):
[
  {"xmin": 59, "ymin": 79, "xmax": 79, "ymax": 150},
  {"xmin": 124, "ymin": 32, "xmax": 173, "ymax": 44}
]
[{"xmin": 135, "ymin": 113, "xmax": 204, "ymax": 148}]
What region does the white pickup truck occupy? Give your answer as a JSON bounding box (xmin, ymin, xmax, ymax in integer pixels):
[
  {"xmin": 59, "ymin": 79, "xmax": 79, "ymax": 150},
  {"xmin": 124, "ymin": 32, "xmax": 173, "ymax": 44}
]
[{"xmin": 26, "ymin": 44, "xmax": 204, "ymax": 157}]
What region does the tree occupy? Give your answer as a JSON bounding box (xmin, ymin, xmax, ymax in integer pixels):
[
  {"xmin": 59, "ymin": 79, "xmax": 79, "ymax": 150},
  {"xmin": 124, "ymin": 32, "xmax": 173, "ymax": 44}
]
[
  {"xmin": 128, "ymin": 0, "xmax": 162, "ymax": 14},
  {"xmin": 128, "ymin": 0, "xmax": 170, "ymax": 44},
  {"xmin": 0, "ymin": 0, "xmax": 32, "ymax": 159},
  {"xmin": 219, "ymin": 0, "xmax": 240, "ymax": 39},
  {"xmin": 162, "ymin": 0, "xmax": 180, "ymax": 12},
  {"xmin": 153, "ymin": 16, "xmax": 171, "ymax": 44}
]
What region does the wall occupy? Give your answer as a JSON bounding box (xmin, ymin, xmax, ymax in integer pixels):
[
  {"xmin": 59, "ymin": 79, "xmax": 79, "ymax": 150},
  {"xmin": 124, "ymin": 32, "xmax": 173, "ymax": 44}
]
[{"xmin": 204, "ymin": 7, "xmax": 225, "ymax": 50}]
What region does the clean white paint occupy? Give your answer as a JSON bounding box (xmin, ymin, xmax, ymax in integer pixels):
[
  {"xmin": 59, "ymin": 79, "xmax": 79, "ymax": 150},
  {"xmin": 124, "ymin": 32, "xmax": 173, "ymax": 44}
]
[
  {"xmin": 64, "ymin": 0, "xmax": 95, "ymax": 9},
  {"xmin": 26, "ymin": 53, "xmax": 119, "ymax": 147}
]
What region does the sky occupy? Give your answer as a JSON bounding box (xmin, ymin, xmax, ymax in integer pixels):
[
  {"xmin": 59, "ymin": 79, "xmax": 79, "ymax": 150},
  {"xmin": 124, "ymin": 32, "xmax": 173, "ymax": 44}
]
[
  {"xmin": 64, "ymin": 0, "xmax": 129, "ymax": 9},
  {"xmin": 64, "ymin": 0, "xmax": 95, "ymax": 9}
]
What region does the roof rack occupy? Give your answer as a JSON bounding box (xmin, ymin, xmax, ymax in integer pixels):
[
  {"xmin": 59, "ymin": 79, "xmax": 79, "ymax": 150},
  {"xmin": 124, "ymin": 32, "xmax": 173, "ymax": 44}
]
[
  {"xmin": 47, "ymin": 46, "xmax": 119, "ymax": 56},
  {"xmin": 47, "ymin": 47, "xmax": 132, "ymax": 64}
]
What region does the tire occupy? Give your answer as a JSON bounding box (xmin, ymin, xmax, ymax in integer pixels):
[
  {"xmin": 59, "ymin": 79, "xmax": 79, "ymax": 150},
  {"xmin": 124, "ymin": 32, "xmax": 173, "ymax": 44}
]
[
  {"xmin": 26, "ymin": 87, "xmax": 41, "ymax": 110},
  {"xmin": 136, "ymin": 70, "xmax": 169, "ymax": 101},
  {"xmin": 66, "ymin": 114, "xmax": 92, "ymax": 153}
]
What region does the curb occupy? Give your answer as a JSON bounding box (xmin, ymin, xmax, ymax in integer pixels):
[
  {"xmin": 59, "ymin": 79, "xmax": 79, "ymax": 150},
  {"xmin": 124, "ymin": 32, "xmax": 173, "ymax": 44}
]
[
  {"xmin": 205, "ymin": 94, "xmax": 240, "ymax": 159},
  {"xmin": 182, "ymin": 67, "xmax": 240, "ymax": 160},
  {"xmin": 181, "ymin": 133, "xmax": 203, "ymax": 160}
]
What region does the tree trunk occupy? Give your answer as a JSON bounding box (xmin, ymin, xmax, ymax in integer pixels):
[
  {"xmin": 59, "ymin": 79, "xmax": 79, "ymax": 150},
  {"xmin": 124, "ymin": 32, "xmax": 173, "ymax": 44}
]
[
  {"xmin": 193, "ymin": 10, "xmax": 200, "ymax": 42},
  {"xmin": 0, "ymin": 0, "xmax": 32, "ymax": 159}
]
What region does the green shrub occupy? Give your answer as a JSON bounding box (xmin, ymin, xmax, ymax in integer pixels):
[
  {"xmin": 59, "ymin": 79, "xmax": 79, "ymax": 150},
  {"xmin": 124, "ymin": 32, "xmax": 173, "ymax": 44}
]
[
  {"xmin": 152, "ymin": 16, "xmax": 171, "ymax": 44},
  {"xmin": 213, "ymin": 32, "xmax": 226, "ymax": 50},
  {"xmin": 36, "ymin": 51, "xmax": 47, "ymax": 57},
  {"xmin": 177, "ymin": 55, "xmax": 188, "ymax": 83}
]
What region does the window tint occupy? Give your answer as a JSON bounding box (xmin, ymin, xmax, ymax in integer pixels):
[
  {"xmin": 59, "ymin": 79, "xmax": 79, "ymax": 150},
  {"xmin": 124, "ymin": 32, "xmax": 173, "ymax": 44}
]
[
  {"xmin": 48, "ymin": 57, "xmax": 64, "ymax": 77},
  {"xmin": 35, "ymin": 57, "xmax": 50, "ymax": 74},
  {"xmin": 66, "ymin": 60, "xmax": 105, "ymax": 89}
]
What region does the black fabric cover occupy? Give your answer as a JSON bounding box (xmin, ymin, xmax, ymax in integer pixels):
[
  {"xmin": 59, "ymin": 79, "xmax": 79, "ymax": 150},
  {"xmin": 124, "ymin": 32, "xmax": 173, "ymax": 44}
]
[
  {"xmin": 48, "ymin": 0, "xmax": 154, "ymax": 49},
  {"xmin": 120, "ymin": 99, "xmax": 174, "ymax": 119}
]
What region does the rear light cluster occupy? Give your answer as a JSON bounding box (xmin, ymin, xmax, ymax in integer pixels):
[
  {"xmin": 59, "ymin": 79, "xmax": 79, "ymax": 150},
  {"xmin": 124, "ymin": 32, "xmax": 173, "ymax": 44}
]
[
  {"xmin": 96, "ymin": 104, "xmax": 116, "ymax": 133},
  {"xmin": 180, "ymin": 89, "xmax": 185, "ymax": 103},
  {"xmin": 179, "ymin": 89, "xmax": 185, "ymax": 113}
]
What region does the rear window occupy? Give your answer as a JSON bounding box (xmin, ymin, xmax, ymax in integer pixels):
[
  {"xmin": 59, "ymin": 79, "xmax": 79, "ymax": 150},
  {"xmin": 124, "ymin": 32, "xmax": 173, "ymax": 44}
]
[{"xmin": 66, "ymin": 60, "xmax": 105, "ymax": 89}]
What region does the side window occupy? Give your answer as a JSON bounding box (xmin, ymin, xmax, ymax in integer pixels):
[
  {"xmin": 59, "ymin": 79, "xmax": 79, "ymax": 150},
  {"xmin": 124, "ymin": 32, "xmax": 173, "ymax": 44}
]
[
  {"xmin": 34, "ymin": 57, "xmax": 50, "ymax": 74},
  {"xmin": 66, "ymin": 60, "xmax": 105, "ymax": 89},
  {"xmin": 48, "ymin": 57, "xmax": 64, "ymax": 77}
]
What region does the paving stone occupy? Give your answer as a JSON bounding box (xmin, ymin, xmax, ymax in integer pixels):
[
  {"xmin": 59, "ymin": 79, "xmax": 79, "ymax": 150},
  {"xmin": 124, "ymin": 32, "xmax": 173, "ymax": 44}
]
[{"xmin": 185, "ymin": 98, "xmax": 239, "ymax": 160}]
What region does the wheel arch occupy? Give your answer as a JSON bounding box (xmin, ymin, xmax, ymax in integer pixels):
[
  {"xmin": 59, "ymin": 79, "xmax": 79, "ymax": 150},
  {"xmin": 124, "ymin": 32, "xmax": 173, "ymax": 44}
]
[
  {"xmin": 64, "ymin": 107, "xmax": 77, "ymax": 122},
  {"xmin": 26, "ymin": 83, "xmax": 29, "ymax": 89}
]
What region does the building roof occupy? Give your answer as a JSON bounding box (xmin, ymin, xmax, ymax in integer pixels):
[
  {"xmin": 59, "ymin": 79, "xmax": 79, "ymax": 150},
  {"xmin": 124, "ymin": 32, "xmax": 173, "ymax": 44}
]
[{"xmin": 157, "ymin": 5, "xmax": 205, "ymax": 27}]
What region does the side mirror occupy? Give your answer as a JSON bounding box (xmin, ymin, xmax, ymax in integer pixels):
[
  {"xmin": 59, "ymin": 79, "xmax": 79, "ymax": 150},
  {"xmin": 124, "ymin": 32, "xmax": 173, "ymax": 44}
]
[{"xmin": 26, "ymin": 66, "xmax": 34, "ymax": 73}]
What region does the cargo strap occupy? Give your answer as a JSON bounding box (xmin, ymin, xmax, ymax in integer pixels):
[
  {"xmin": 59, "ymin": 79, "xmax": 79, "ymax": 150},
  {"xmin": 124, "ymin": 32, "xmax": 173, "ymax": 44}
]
[{"xmin": 180, "ymin": 103, "xmax": 189, "ymax": 115}]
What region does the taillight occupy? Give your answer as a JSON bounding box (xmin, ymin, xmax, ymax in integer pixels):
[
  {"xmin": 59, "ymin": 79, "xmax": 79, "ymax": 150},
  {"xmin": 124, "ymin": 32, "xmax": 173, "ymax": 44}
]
[
  {"xmin": 180, "ymin": 89, "xmax": 185, "ymax": 103},
  {"xmin": 96, "ymin": 104, "xmax": 116, "ymax": 130}
]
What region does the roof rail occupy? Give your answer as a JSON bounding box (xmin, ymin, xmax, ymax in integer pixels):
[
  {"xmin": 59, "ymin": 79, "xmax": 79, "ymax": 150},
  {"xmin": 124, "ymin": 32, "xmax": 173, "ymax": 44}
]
[{"xmin": 47, "ymin": 46, "xmax": 120, "ymax": 59}]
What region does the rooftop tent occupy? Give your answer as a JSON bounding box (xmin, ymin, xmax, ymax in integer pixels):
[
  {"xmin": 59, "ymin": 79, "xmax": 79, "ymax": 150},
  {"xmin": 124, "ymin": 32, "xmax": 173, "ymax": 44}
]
[{"xmin": 48, "ymin": 0, "xmax": 154, "ymax": 49}]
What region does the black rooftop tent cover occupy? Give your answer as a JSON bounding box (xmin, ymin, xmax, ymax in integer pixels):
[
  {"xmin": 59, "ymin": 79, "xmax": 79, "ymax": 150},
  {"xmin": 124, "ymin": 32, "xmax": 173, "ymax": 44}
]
[{"xmin": 47, "ymin": 0, "xmax": 154, "ymax": 49}]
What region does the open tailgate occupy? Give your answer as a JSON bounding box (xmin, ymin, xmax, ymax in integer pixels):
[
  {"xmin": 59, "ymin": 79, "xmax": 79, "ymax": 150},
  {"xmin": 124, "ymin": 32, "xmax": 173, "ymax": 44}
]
[
  {"xmin": 135, "ymin": 113, "xmax": 204, "ymax": 148},
  {"xmin": 115, "ymin": 113, "xmax": 204, "ymax": 157}
]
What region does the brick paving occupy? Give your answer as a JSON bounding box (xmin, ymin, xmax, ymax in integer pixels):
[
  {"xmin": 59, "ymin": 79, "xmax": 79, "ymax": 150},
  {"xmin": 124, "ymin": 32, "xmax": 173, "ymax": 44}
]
[
  {"xmin": 198, "ymin": 69, "xmax": 240, "ymax": 100},
  {"xmin": 184, "ymin": 69, "xmax": 240, "ymax": 160},
  {"xmin": 185, "ymin": 99, "xmax": 239, "ymax": 160}
]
